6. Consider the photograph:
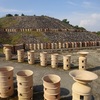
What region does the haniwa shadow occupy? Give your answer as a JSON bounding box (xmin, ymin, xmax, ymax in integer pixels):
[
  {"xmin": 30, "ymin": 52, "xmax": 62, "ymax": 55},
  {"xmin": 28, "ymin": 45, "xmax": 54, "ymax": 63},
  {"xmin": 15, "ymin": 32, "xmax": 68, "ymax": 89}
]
[
  {"xmin": 60, "ymin": 96, "xmax": 72, "ymax": 100},
  {"xmin": 60, "ymin": 87, "xmax": 70, "ymax": 96},
  {"xmin": 33, "ymin": 85, "xmax": 44, "ymax": 100},
  {"xmin": 87, "ymin": 66, "xmax": 100, "ymax": 71},
  {"xmin": 60, "ymin": 95, "xmax": 94, "ymax": 100},
  {"xmin": 0, "ymin": 54, "xmax": 5, "ymax": 57},
  {"xmin": 70, "ymin": 64, "xmax": 78, "ymax": 69}
]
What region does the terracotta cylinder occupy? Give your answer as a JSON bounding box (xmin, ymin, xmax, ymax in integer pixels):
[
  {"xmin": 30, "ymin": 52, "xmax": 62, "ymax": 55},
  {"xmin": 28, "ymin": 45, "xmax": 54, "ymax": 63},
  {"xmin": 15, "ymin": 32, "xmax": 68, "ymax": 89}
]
[
  {"xmin": 79, "ymin": 56, "xmax": 87, "ymax": 70},
  {"xmin": 25, "ymin": 44, "xmax": 29, "ymax": 50},
  {"xmin": 18, "ymin": 90, "xmax": 33, "ymax": 99},
  {"xmin": 42, "ymin": 74, "xmax": 61, "ymax": 100},
  {"xmin": 14, "ymin": 44, "xmax": 24, "ymax": 54},
  {"xmin": 51, "ymin": 43, "xmax": 55, "ymax": 49},
  {"xmin": 58, "ymin": 42, "xmax": 62, "ymax": 49},
  {"xmin": 17, "ymin": 79, "xmax": 33, "ymax": 86},
  {"xmin": 62, "ymin": 43, "xmax": 66, "ymax": 48},
  {"xmin": 85, "ymin": 42, "xmax": 87, "ymax": 47},
  {"xmin": 44, "ymin": 92, "xmax": 60, "ymax": 100},
  {"xmin": 18, "ymin": 85, "xmax": 33, "ymax": 93},
  {"xmin": 16, "ymin": 70, "xmax": 33, "ymax": 100},
  {"xmin": 27, "ymin": 50, "xmax": 35, "ymax": 65},
  {"xmin": 80, "ymin": 42, "xmax": 82, "ymax": 47},
  {"xmin": 74, "ymin": 42, "xmax": 77, "ymax": 48},
  {"xmin": 54, "ymin": 43, "xmax": 58, "ymax": 49},
  {"xmin": 37, "ymin": 43, "xmax": 41, "ymax": 50},
  {"xmin": 29, "ymin": 44, "xmax": 34, "ymax": 50},
  {"xmin": 51, "ymin": 54, "xmax": 59, "ymax": 68},
  {"xmin": 5, "ymin": 49, "xmax": 12, "ymax": 60},
  {"xmin": 3, "ymin": 44, "xmax": 13, "ymax": 54},
  {"xmin": 40, "ymin": 52, "xmax": 47, "ymax": 67},
  {"xmin": 18, "ymin": 97, "xmax": 33, "ymax": 100},
  {"xmin": 72, "ymin": 82, "xmax": 91, "ymax": 100},
  {"xmin": 63, "ymin": 55, "xmax": 71, "ymax": 70},
  {"xmin": 0, "ymin": 66, "xmax": 14, "ymax": 98},
  {"xmin": 71, "ymin": 42, "xmax": 75, "ymax": 48},
  {"xmin": 66, "ymin": 42, "xmax": 68, "ymax": 48},
  {"xmin": 43, "ymin": 43, "xmax": 46, "ymax": 49},
  {"xmin": 16, "ymin": 70, "xmax": 33, "ymax": 82},
  {"xmin": 33, "ymin": 43, "xmax": 37, "ymax": 50},
  {"xmin": 40, "ymin": 43, "xmax": 44, "ymax": 49},
  {"xmin": 17, "ymin": 49, "xmax": 24, "ymax": 62},
  {"xmin": 77, "ymin": 52, "xmax": 89, "ymax": 57}
]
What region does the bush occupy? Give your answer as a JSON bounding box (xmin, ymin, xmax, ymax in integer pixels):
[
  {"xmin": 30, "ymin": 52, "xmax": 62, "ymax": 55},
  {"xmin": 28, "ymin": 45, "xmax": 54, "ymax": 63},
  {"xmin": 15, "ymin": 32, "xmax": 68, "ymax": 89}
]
[
  {"xmin": 6, "ymin": 14, "xmax": 13, "ymax": 17},
  {"xmin": 14, "ymin": 14, "xmax": 19, "ymax": 16}
]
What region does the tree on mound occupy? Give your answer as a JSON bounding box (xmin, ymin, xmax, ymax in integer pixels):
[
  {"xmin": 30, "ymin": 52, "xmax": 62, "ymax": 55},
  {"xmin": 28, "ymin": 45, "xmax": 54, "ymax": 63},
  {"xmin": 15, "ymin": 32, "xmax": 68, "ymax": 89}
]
[{"xmin": 6, "ymin": 14, "xmax": 13, "ymax": 17}]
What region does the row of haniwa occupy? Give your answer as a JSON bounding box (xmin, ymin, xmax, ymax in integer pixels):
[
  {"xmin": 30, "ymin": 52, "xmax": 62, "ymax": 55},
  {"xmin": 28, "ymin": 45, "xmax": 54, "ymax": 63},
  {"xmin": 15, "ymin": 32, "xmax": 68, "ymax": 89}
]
[
  {"xmin": 0, "ymin": 66, "xmax": 33, "ymax": 100},
  {"xmin": 4, "ymin": 48, "xmax": 89, "ymax": 70},
  {"xmin": 2, "ymin": 41, "xmax": 100, "ymax": 54},
  {"xmin": 0, "ymin": 67, "xmax": 98, "ymax": 100},
  {"xmin": 27, "ymin": 41, "xmax": 100, "ymax": 50}
]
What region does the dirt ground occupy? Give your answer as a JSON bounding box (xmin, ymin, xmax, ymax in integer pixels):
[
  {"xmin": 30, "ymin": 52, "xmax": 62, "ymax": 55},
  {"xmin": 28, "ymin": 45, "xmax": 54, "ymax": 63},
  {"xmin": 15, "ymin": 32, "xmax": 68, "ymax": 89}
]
[{"xmin": 0, "ymin": 49, "xmax": 100, "ymax": 100}]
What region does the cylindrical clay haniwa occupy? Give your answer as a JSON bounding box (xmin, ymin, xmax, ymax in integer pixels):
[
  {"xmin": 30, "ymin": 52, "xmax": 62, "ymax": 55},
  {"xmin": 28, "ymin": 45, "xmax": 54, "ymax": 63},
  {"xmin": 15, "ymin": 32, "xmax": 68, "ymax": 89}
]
[
  {"xmin": 29, "ymin": 44, "xmax": 34, "ymax": 50},
  {"xmin": 5, "ymin": 48, "xmax": 12, "ymax": 60},
  {"xmin": 16, "ymin": 70, "xmax": 33, "ymax": 100},
  {"xmin": 63, "ymin": 55, "xmax": 71, "ymax": 70},
  {"xmin": 51, "ymin": 54, "xmax": 59, "ymax": 68},
  {"xmin": 77, "ymin": 52, "xmax": 89, "ymax": 70},
  {"xmin": 17, "ymin": 49, "xmax": 24, "ymax": 62},
  {"xmin": 69, "ymin": 70, "xmax": 98, "ymax": 100},
  {"xmin": 27, "ymin": 50, "xmax": 35, "ymax": 65},
  {"xmin": 40, "ymin": 52, "xmax": 47, "ymax": 67},
  {"xmin": 42, "ymin": 74, "xmax": 61, "ymax": 100},
  {"xmin": 79, "ymin": 56, "xmax": 87, "ymax": 70},
  {"xmin": 0, "ymin": 66, "xmax": 14, "ymax": 98}
]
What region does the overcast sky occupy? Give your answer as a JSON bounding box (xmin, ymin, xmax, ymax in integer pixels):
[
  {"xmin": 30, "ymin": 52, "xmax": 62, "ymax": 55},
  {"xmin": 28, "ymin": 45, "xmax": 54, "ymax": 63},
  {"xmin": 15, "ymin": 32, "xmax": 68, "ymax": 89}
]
[{"xmin": 0, "ymin": 0, "xmax": 100, "ymax": 32}]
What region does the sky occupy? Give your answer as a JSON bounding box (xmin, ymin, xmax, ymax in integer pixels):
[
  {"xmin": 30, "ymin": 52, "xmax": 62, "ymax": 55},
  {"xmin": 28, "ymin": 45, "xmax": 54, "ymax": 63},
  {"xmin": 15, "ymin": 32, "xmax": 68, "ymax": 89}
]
[{"xmin": 0, "ymin": 0, "xmax": 100, "ymax": 32}]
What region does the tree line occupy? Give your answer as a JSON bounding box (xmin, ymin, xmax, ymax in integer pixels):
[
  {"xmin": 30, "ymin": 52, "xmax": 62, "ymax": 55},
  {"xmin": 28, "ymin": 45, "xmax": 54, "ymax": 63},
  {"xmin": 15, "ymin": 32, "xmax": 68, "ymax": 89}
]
[{"xmin": 6, "ymin": 13, "xmax": 25, "ymax": 17}]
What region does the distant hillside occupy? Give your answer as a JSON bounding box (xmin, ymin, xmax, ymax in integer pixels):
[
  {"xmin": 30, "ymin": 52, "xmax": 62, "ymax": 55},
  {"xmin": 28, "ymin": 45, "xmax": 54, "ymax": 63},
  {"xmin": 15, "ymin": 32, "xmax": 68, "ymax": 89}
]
[
  {"xmin": 0, "ymin": 15, "xmax": 100, "ymax": 44},
  {"xmin": 0, "ymin": 16, "xmax": 74, "ymax": 29}
]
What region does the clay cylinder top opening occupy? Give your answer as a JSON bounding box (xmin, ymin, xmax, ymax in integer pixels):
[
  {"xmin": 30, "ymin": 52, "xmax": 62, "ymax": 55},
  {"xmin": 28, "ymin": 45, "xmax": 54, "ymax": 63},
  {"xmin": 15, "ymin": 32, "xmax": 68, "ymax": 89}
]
[
  {"xmin": 3, "ymin": 44, "xmax": 13, "ymax": 47},
  {"xmin": 77, "ymin": 52, "xmax": 89, "ymax": 55},
  {"xmin": 0, "ymin": 66, "xmax": 14, "ymax": 73},
  {"xmin": 41, "ymin": 52, "xmax": 47, "ymax": 54},
  {"xmin": 27, "ymin": 50, "xmax": 34, "ymax": 53},
  {"xmin": 69, "ymin": 70, "xmax": 98, "ymax": 82},
  {"xmin": 63, "ymin": 55, "xmax": 71, "ymax": 57},
  {"xmin": 42, "ymin": 74, "xmax": 61, "ymax": 84},
  {"xmin": 17, "ymin": 70, "xmax": 33, "ymax": 77},
  {"xmin": 51, "ymin": 53, "xmax": 59, "ymax": 56}
]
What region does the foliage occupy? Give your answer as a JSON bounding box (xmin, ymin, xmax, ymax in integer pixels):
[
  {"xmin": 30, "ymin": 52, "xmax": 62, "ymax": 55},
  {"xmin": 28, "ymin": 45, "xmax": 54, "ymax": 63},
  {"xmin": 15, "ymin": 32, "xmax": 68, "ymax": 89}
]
[
  {"xmin": 10, "ymin": 33, "xmax": 21, "ymax": 44},
  {"xmin": 62, "ymin": 19, "xmax": 69, "ymax": 24},
  {"xmin": 21, "ymin": 13, "xmax": 25, "ymax": 16},
  {"xmin": 0, "ymin": 17, "xmax": 18, "ymax": 28},
  {"xmin": 6, "ymin": 14, "xmax": 13, "ymax": 17},
  {"xmin": 0, "ymin": 34, "xmax": 11, "ymax": 44},
  {"xmin": 96, "ymin": 31, "xmax": 100, "ymax": 35},
  {"xmin": 14, "ymin": 14, "xmax": 19, "ymax": 16},
  {"xmin": 74, "ymin": 25, "xmax": 86, "ymax": 30}
]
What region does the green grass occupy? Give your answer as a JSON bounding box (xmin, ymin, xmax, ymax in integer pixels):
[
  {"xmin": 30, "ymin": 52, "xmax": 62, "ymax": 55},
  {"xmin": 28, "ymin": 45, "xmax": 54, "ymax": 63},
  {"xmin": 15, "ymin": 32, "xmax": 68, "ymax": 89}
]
[{"xmin": 0, "ymin": 17, "xmax": 18, "ymax": 28}]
